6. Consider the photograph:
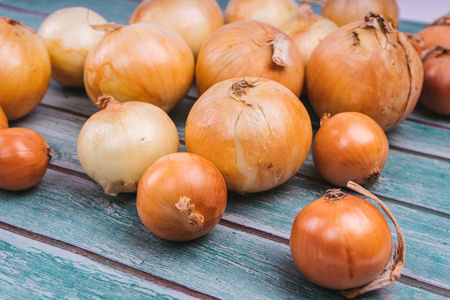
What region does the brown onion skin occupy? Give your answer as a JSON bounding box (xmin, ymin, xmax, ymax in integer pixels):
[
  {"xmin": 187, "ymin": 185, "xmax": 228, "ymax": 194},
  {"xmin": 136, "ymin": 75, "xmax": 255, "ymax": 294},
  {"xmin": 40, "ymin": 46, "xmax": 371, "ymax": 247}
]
[
  {"xmin": 306, "ymin": 16, "xmax": 423, "ymax": 131},
  {"xmin": 0, "ymin": 17, "xmax": 51, "ymax": 121},
  {"xmin": 321, "ymin": 0, "xmax": 399, "ymax": 28},
  {"xmin": 290, "ymin": 190, "xmax": 393, "ymax": 290},
  {"xmin": 0, "ymin": 128, "xmax": 53, "ymax": 191},
  {"xmin": 137, "ymin": 152, "xmax": 227, "ymax": 242},
  {"xmin": 312, "ymin": 112, "xmax": 389, "ymax": 187},
  {"xmin": 419, "ymin": 49, "xmax": 450, "ymax": 116},
  {"xmin": 0, "ymin": 106, "xmax": 8, "ymax": 130},
  {"xmin": 196, "ymin": 20, "xmax": 304, "ymax": 97},
  {"xmin": 418, "ymin": 15, "xmax": 450, "ymax": 53}
]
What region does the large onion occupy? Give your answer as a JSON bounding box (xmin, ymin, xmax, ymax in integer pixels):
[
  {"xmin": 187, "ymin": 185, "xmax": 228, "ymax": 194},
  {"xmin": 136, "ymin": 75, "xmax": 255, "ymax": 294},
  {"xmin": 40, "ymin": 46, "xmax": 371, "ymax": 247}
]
[
  {"xmin": 185, "ymin": 77, "xmax": 312, "ymax": 194},
  {"xmin": 418, "ymin": 13, "xmax": 450, "ymax": 53},
  {"xmin": 0, "ymin": 17, "xmax": 51, "ymax": 121},
  {"xmin": 306, "ymin": 13, "xmax": 424, "ymax": 131},
  {"xmin": 84, "ymin": 23, "xmax": 194, "ymax": 112},
  {"xmin": 129, "ymin": 0, "xmax": 224, "ymax": 59},
  {"xmin": 196, "ymin": 20, "xmax": 304, "ymax": 96}
]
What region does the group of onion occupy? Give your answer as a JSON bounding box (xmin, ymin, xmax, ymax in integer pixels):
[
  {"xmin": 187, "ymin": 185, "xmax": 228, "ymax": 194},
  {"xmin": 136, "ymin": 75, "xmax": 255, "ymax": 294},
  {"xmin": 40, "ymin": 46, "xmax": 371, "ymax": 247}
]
[{"xmin": 0, "ymin": 0, "xmax": 446, "ymax": 297}]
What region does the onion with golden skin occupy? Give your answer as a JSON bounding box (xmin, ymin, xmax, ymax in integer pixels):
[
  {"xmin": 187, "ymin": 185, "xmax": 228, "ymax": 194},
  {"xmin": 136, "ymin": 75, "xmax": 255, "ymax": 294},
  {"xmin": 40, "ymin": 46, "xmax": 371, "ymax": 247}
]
[
  {"xmin": 0, "ymin": 17, "xmax": 51, "ymax": 121},
  {"xmin": 196, "ymin": 20, "xmax": 304, "ymax": 97},
  {"xmin": 418, "ymin": 14, "xmax": 450, "ymax": 53},
  {"xmin": 185, "ymin": 77, "xmax": 312, "ymax": 194},
  {"xmin": 306, "ymin": 13, "xmax": 424, "ymax": 131}
]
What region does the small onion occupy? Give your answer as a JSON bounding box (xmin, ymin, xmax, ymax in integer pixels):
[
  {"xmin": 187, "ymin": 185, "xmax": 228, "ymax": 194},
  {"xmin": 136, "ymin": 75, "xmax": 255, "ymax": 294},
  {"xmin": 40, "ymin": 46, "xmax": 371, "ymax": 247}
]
[
  {"xmin": 321, "ymin": 0, "xmax": 399, "ymax": 28},
  {"xmin": 418, "ymin": 13, "xmax": 450, "ymax": 53},
  {"xmin": 129, "ymin": 0, "xmax": 224, "ymax": 59},
  {"xmin": 0, "ymin": 128, "xmax": 53, "ymax": 191},
  {"xmin": 0, "ymin": 106, "xmax": 8, "ymax": 130},
  {"xmin": 224, "ymin": 0, "xmax": 299, "ymax": 29},
  {"xmin": 185, "ymin": 77, "xmax": 312, "ymax": 194},
  {"xmin": 312, "ymin": 112, "xmax": 389, "ymax": 187},
  {"xmin": 0, "ymin": 17, "xmax": 51, "ymax": 121},
  {"xmin": 196, "ymin": 20, "xmax": 304, "ymax": 96},
  {"xmin": 37, "ymin": 7, "xmax": 107, "ymax": 87},
  {"xmin": 419, "ymin": 47, "xmax": 450, "ymax": 116},
  {"xmin": 77, "ymin": 95, "xmax": 179, "ymax": 196},
  {"xmin": 306, "ymin": 13, "xmax": 424, "ymax": 131},
  {"xmin": 137, "ymin": 152, "xmax": 227, "ymax": 241},
  {"xmin": 84, "ymin": 22, "xmax": 194, "ymax": 112}
]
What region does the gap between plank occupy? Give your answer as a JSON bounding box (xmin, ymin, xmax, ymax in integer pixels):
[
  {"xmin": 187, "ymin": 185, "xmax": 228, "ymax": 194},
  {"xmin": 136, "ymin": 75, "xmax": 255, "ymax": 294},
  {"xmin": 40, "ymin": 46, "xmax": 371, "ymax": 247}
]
[{"xmin": 0, "ymin": 3, "xmax": 48, "ymax": 17}]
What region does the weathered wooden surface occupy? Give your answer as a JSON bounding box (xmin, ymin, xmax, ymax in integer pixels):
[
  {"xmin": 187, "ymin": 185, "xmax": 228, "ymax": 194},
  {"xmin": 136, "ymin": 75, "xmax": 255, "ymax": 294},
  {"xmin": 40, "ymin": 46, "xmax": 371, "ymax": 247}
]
[{"xmin": 1, "ymin": 1, "xmax": 449, "ymax": 299}]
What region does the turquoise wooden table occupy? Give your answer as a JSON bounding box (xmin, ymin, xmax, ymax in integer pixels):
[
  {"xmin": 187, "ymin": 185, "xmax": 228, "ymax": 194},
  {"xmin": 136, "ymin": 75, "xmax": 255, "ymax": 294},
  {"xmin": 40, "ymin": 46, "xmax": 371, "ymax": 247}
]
[{"xmin": 0, "ymin": 0, "xmax": 449, "ymax": 299}]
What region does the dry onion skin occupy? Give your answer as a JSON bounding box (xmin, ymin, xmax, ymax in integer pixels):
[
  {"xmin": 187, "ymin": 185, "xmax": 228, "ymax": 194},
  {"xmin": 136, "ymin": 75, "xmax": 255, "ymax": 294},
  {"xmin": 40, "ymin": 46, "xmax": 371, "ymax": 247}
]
[
  {"xmin": 185, "ymin": 77, "xmax": 312, "ymax": 194},
  {"xmin": 306, "ymin": 13, "xmax": 424, "ymax": 131},
  {"xmin": 321, "ymin": 0, "xmax": 399, "ymax": 28},
  {"xmin": 84, "ymin": 22, "xmax": 194, "ymax": 112},
  {"xmin": 0, "ymin": 17, "xmax": 51, "ymax": 121},
  {"xmin": 37, "ymin": 7, "xmax": 107, "ymax": 87},
  {"xmin": 196, "ymin": 20, "xmax": 304, "ymax": 97},
  {"xmin": 290, "ymin": 183, "xmax": 406, "ymax": 298},
  {"xmin": 224, "ymin": 0, "xmax": 299, "ymax": 29},
  {"xmin": 137, "ymin": 152, "xmax": 227, "ymax": 241},
  {"xmin": 129, "ymin": 0, "xmax": 224, "ymax": 59},
  {"xmin": 0, "ymin": 106, "xmax": 8, "ymax": 130},
  {"xmin": 77, "ymin": 95, "xmax": 179, "ymax": 196},
  {"xmin": 418, "ymin": 13, "xmax": 450, "ymax": 53},
  {"xmin": 419, "ymin": 47, "xmax": 450, "ymax": 116},
  {"xmin": 312, "ymin": 112, "xmax": 389, "ymax": 187},
  {"xmin": 0, "ymin": 128, "xmax": 53, "ymax": 191}
]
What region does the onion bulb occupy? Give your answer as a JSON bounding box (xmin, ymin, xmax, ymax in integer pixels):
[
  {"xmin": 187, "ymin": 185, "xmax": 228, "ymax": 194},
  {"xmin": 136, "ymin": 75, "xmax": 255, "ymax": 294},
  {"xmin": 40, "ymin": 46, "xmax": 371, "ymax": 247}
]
[
  {"xmin": 290, "ymin": 183, "xmax": 405, "ymax": 297},
  {"xmin": 137, "ymin": 152, "xmax": 227, "ymax": 241},
  {"xmin": 224, "ymin": 0, "xmax": 299, "ymax": 29},
  {"xmin": 196, "ymin": 20, "xmax": 304, "ymax": 96},
  {"xmin": 0, "ymin": 128, "xmax": 53, "ymax": 191},
  {"xmin": 419, "ymin": 47, "xmax": 450, "ymax": 116},
  {"xmin": 321, "ymin": 0, "xmax": 399, "ymax": 28},
  {"xmin": 77, "ymin": 95, "xmax": 179, "ymax": 196},
  {"xmin": 37, "ymin": 7, "xmax": 107, "ymax": 87},
  {"xmin": 84, "ymin": 22, "xmax": 194, "ymax": 112},
  {"xmin": 279, "ymin": 3, "xmax": 338, "ymax": 68},
  {"xmin": 129, "ymin": 0, "xmax": 224, "ymax": 59},
  {"xmin": 306, "ymin": 13, "xmax": 424, "ymax": 131},
  {"xmin": 312, "ymin": 112, "xmax": 389, "ymax": 187},
  {"xmin": 185, "ymin": 77, "xmax": 312, "ymax": 194},
  {"xmin": 418, "ymin": 13, "xmax": 450, "ymax": 53},
  {"xmin": 0, "ymin": 106, "xmax": 8, "ymax": 130},
  {"xmin": 0, "ymin": 17, "xmax": 51, "ymax": 121}
]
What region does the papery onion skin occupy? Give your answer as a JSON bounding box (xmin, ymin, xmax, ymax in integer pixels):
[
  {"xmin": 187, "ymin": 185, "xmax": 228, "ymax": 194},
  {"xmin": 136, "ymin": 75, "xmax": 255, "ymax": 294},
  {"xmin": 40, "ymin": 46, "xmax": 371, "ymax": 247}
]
[
  {"xmin": 0, "ymin": 17, "xmax": 51, "ymax": 121},
  {"xmin": 312, "ymin": 112, "xmax": 389, "ymax": 187},
  {"xmin": 224, "ymin": 0, "xmax": 299, "ymax": 29},
  {"xmin": 290, "ymin": 189, "xmax": 393, "ymax": 290},
  {"xmin": 77, "ymin": 95, "xmax": 179, "ymax": 196},
  {"xmin": 185, "ymin": 77, "xmax": 312, "ymax": 194},
  {"xmin": 0, "ymin": 106, "xmax": 8, "ymax": 130},
  {"xmin": 38, "ymin": 7, "xmax": 107, "ymax": 87},
  {"xmin": 321, "ymin": 0, "xmax": 399, "ymax": 28},
  {"xmin": 196, "ymin": 20, "xmax": 304, "ymax": 96},
  {"xmin": 0, "ymin": 128, "xmax": 53, "ymax": 191},
  {"xmin": 306, "ymin": 13, "xmax": 424, "ymax": 131},
  {"xmin": 137, "ymin": 152, "xmax": 227, "ymax": 241},
  {"xmin": 418, "ymin": 14, "xmax": 450, "ymax": 53},
  {"xmin": 129, "ymin": 0, "xmax": 224, "ymax": 59},
  {"xmin": 84, "ymin": 23, "xmax": 194, "ymax": 112}
]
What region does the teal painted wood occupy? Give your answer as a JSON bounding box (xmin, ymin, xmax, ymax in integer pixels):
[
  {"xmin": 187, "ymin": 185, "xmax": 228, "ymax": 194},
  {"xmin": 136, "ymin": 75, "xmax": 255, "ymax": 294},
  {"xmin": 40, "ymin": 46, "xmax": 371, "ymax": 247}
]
[
  {"xmin": 0, "ymin": 228, "xmax": 197, "ymax": 300},
  {"xmin": 0, "ymin": 170, "xmax": 446, "ymax": 299}
]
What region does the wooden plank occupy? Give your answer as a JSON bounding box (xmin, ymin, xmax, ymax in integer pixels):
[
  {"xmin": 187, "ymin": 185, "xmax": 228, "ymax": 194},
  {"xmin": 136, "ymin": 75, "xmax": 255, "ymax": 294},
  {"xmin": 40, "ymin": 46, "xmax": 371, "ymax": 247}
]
[
  {"xmin": 0, "ymin": 169, "xmax": 445, "ymax": 299},
  {"xmin": 0, "ymin": 228, "xmax": 198, "ymax": 299}
]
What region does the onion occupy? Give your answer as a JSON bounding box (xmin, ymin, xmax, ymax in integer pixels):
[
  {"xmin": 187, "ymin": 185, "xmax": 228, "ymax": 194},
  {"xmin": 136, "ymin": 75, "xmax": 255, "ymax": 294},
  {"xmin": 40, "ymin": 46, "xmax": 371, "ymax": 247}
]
[
  {"xmin": 224, "ymin": 0, "xmax": 300, "ymax": 29},
  {"xmin": 37, "ymin": 7, "xmax": 107, "ymax": 87},
  {"xmin": 419, "ymin": 47, "xmax": 450, "ymax": 116},
  {"xmin": 306, "ymin": 13, "xmax": 424, "ymax": 131},
  {"xmin": 185, "ymin": 77, "xmax": 312, "ymax": 194},
  {"xmin": 0, "ymin": 128, "xmax": 53, "ymax": 191},
  {"xmin": 84, "ymin": 22, "xmax": 194, "ymax": 112},
  {"xmin": 290, "ymin": 183, "xmax": 405, "ymax": 297},
  {"xmin": 312, "ymin": 112, "xmax": 389, "ymax": 187},
  {"xmin": 418, "ymin": 13, "xmax": 450, "ymax": 53},
  {"xmin": 0, "ymin": 106, "xmax": 8, "ymax": 130},
  {"xmin": 0, "ymin": 17, "xmax": 51, "ymax": 121},
  {"xmin": 321, "ymin": 0, "xmax": 399, "ymax": 28},
  {"xmin": 137, "ymin": 152, "xmax": 227, "ymax": 241},
  {"xmin": 129, "ymin": 0, "xmax": 224, "ymax": 59},
  {"xmin": 196, "ymin": 20, "xmax": 304, "ymax": 96},
  {"xmin": 77, "ymin": 95, "xmax": 179, "ymax": 196}
]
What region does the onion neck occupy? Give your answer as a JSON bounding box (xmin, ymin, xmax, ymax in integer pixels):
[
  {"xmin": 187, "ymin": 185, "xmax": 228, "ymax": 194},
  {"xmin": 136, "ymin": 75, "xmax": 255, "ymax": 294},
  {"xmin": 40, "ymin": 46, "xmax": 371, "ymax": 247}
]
[
  {"xmin": 421, "ymin": 46, "xmax": 450, "ymax": 61},
  {"xmin": 359, "ymin": 13, "xmax": 393, "ymax": 46},
  {"xmin": 267, "ymin": 33, "xmax": 293, "ymax": 66},
  {"xmin": 324, "ymin": 189, "xmax": 347, "ymax": 202},
  {"xmin": 175, "ymin": 196, "xmax": 204, "ymax": 231},
  {"xmin": 96, "ymin": 94, "xmax": 122, "ymax": 110},
  {"xmin": 319, "ymin": 113, "xmax": 331, "ymax": 127},
  {"xmin": 430, "ymin": 13, "xmax": 450, "ymax": 26},
  {"xmin": 90, "ymin": 22, "xmax": 123, "ymax": 32},
  {"xmin": 229, "ymin": 78, "xmax": 259, "ymax": 102}
]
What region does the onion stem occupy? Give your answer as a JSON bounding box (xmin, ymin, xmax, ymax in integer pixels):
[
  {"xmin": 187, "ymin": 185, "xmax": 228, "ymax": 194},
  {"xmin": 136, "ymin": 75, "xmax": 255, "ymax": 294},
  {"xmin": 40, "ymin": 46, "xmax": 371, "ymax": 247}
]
[
  {"xmin": 267, "ymin": 33, "xmax": 293, "ymax": 66},
  {"xmin": 175, "ymin": 196, "xmax": 204, "ymax": 230}
]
